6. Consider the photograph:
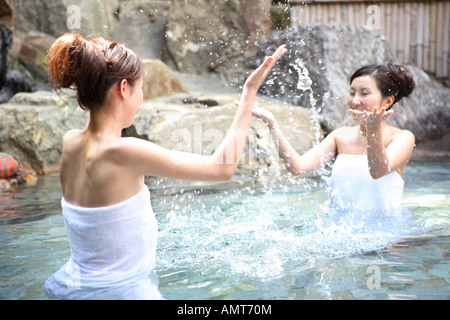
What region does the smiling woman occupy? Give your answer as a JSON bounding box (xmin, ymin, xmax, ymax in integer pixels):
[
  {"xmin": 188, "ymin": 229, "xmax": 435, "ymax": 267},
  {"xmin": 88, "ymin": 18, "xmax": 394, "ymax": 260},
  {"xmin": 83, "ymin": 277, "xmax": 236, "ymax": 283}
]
[
  {"xmin": 346, "ymin": 64, "xmax": 415, "ymax": 179},
  {"xmin": 251, "ymin": 63, "xmax": 415, "ymax": 214},
  {"xmin": 349, "ymin": 64, "xmax": 415, "ymax": 111},
  {"xmin": 43, "ymin": 32, "xmax": 286, "ymax": 300}
]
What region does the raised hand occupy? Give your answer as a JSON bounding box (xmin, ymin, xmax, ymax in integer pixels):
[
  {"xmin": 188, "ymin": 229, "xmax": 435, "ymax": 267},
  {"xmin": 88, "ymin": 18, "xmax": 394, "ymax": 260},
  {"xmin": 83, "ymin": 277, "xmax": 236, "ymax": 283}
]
[
  {"xmin": 243, "ymin": 45, "xmax": 287, "ymax": 91},
  {"xmin": 233, "ymin": 101, "xmax": 276, "ymax": 126},
  {"xmin": 251, "ymin": 104, "xmax": 275, "ymax": 125},
  {"xmin": 349, "ymin": 106, "xmax": 394, "ymax": 126},
  {"xmin": 233, "ymin": 45, "xmax": 286, "ymax": 127}
]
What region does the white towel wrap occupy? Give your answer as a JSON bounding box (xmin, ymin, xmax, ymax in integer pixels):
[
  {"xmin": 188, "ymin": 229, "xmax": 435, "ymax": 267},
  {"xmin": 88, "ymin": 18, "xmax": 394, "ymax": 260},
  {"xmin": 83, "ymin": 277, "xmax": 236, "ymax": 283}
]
[
  {"xmin": 44, "ymin": 186, "xmax": 161, "ymax": 300},
  {"xmin": 329, "ymin": 154, "xmax": 404, "ymax": 214}
]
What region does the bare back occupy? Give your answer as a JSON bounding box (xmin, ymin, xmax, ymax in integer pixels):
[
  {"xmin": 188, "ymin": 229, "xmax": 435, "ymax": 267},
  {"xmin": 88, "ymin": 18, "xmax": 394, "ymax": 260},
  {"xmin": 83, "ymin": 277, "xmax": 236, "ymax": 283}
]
[{"xmin": 60, "ymin": 129, "xmax": 145, "ymax": 208}]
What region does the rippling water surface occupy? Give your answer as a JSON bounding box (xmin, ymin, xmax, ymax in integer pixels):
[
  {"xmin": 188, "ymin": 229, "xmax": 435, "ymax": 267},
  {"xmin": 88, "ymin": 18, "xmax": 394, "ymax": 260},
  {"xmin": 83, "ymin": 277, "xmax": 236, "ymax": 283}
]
[{"xmin": 1, "ymin": 159, "xmax": 449, "ymax": 300}]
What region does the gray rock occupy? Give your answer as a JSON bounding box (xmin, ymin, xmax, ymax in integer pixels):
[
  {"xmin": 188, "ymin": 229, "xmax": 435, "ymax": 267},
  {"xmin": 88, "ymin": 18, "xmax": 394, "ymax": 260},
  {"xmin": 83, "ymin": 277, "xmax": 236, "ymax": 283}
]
[
  {"xmin": 111, "ymin": 0, "xmax": 171, "ymax": 60},
  {"xmin": 386, "ymin": 66, "xmax": 450, "ymax": 142},
  {"xmin": 142, "ymin": 59, "xmax": 188, "ymax": 100},
  {"xmin": 254, "ymin": 24, "xmax": 396, "ymax": 128},
  {"xmin": 9, "ymin": 0, "xmax": 68, "ymax": 37},
  {"xmin": 0, "ymin": 89, "xmax": 321, "ymax": 176},
  {"xmin": 9, "ymin": 0, "xmax": 119, "ymax": 38},
  {"xmin": 130, "ymin": 94, "xmax": 321, "ymax": 169},
  {"xmin": 163, "ymin": 0, "xmax": 271, "ymax": 79},
  {"xmin": 253, "ymin": 24, "xmax": 450, "ymax": 142},
  {"xmin": 0, "ymin": 91, "xmax": 88, "ymax": 174}
]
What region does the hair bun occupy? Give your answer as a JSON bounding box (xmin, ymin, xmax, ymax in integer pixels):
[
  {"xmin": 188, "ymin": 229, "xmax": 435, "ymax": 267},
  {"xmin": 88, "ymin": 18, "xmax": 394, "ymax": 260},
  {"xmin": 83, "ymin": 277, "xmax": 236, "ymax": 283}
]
[
  {"xmin": 48, "ymin": 33, "xmax": 144, "ymax": 110},
  {"xmin": 387, "ymin": 64, "xmax": 415, "ymax": 101},
  {"xmin": 47, "ymin": 34, "xmax": 88, "ymax": 90}
]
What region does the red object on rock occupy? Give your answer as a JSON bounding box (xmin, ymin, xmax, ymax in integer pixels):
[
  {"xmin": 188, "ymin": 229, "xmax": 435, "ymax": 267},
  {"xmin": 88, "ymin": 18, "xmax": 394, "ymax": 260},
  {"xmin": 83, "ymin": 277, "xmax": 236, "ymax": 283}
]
[{"xmin": 0, "ymin": 153, "xmax": 19, "ymax": 179}]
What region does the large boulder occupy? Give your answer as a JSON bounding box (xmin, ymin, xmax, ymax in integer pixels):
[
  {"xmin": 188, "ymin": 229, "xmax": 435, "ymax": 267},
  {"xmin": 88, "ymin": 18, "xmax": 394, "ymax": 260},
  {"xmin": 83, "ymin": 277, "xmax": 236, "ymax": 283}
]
[
  {"xmin": 130, "ymin": 94, "xmax": 321, "ymax": 169},
  {"xmin": 253, "ymin": 24, "xmax": 450, "ymax": 142},
  {"xmin": 9, "ymin": 30, "xmax": 55, "ymax": 85},
  {"xmin": 111, "ymin": 0, "xmax": 171, "ymax": 60},
  {"xmin": 253, "ymin": 25, "xmax": 396, "ymax": 127},
  {"xmin": 380, "ymin": 65, "xmax": 450, "ymax": 142},
  {"xmin": 163, "ymin": 0, "xmax": 272, "ymax": 84},
  {"xmin": 0, "ymin": 0, "xmax": 168, "ymax": 102},
  {"xmin": 9, "ymin": 0, "xmax": 119, "ymax": 38},
  {"xmin": 0, "ymin": 91, "xmax": 88, "ymax": 174},
  {"xmin": 142, "ymin": 59, "xmax": 187, "ymax": 100},
  {"xmin": 0, "ymin": 90, "xmax": 321, "ymax": 176}
]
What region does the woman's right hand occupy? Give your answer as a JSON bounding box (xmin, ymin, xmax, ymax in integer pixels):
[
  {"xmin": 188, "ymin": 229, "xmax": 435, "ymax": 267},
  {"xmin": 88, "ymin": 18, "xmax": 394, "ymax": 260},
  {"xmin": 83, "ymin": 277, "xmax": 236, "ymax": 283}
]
[
  {"xmin": 233, "ymin": 45, "xmax": 286, "ymax": 128},
  {"xmin": 242, "ymin": 45, "xmax": 287, "ymax": 92}
]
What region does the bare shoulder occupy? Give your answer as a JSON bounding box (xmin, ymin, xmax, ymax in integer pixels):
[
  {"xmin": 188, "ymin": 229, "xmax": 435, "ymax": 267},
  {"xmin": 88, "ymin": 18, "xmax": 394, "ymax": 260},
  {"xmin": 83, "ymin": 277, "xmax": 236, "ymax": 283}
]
[
  {"xmin": 331, "ymin": 126, "xmax": 358, "ymax": 139},
  {"xmin": 334, "ymin": 126, "xmax": 357, "ymax": 134},
  {"xmin": 389, "ymin": 126, "xmax": 415, "ymax": 144},
  {"xmin": 317, "ymin": 126, "xmax": 356, "ymax": 156},
  {"xmin": 114, "ymin": 136, "xmax": 157, "ymax": 151},
  {"xmin": 63, "ymin": 129, "xmax": 83, "ymax": 138},
  {"xmin": 385, "ymin": 127, "xmax": 415, "ymax": 164},
  {"xmin": 61, "ymin": 130, "xmax": 84, "ymax": 154},
  {"xmin": 109, "ymin": 137, "xmax": 164, "ymax": 160},
  {"xmin": 62, "ymin": 129, "xmax": 83, "ymax": 145},
  {"xmin": 398, "ymin": 128, "xmax": 415, "ymax": 140}
]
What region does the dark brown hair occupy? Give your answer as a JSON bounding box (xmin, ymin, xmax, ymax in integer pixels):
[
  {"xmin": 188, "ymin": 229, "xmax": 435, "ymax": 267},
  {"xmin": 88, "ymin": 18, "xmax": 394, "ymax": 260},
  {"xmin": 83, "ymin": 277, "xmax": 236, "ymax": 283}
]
[
  {"xmin": 47, "ymin": 33, "xmax": 144, "ymax": 111},
  {"xmin": 350, "ymin": 64, "xmax": 415, "ymax": 110}
]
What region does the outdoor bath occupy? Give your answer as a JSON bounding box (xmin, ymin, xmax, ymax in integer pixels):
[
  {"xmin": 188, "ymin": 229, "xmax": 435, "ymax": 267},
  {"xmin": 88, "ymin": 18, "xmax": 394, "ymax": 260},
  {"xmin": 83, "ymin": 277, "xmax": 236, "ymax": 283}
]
[
  {"xmin": 0, "ymin": 0, "xmax": 449, "ymax": 302},
  {"xmin": 1, "ymin": 156, "xmax": 449, "ymax": 300}
]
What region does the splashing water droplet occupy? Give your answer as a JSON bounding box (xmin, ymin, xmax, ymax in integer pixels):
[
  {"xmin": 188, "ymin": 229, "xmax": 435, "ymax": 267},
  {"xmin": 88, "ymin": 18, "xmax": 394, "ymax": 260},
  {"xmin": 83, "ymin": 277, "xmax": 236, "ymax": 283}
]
[{"xmin": 291, "ymin": 58, "xmax": 321, "ymax": 146}]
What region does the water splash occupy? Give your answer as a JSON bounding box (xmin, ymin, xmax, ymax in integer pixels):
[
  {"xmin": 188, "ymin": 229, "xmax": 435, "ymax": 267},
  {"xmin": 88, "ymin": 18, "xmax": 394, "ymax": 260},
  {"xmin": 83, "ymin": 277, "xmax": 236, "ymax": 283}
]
[
  {"xmin": 292, "ymin": 58, "xmax": 322, "ymax": 147},
  {"xmin": 155, "ymin": 177, "xmax": 420, "ymax": 288},
  {"xmin": 151, "ymin": 40, "xmax": 430, "ymax": 297},
  {"xmin": 152, "ymin": 53, "xmax": 428, "ymax": 292}
]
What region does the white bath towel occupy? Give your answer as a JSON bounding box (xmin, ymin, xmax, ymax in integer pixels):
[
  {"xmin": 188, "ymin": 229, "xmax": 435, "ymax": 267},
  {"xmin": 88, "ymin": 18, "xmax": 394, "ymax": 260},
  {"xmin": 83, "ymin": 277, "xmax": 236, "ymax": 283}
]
[
  {"xmin": 329, "ymin": 154, "xmax": 404, "ymax": 214},
  {"xmin": 44, "ymin": 186, "xmax": 161, "ymax": 300}
]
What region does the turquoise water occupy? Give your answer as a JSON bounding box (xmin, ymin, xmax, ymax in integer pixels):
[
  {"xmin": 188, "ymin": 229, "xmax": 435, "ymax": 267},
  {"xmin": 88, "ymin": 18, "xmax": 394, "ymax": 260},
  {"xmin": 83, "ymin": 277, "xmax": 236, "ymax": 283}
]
[{"xmin": 0, "ymin": 159, "xmax": 449, "ymax": 300}]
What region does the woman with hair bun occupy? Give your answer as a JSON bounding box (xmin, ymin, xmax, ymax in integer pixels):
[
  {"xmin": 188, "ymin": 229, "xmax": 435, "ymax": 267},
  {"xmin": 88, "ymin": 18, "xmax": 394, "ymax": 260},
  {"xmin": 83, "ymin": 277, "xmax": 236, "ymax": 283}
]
[
  {"xmin": 44, "ymin": 33, "xmax": 286, "ymax": 300},
  {"xmin": 249, "ymin": 63, "xmax": 416, "ymax": 214}
]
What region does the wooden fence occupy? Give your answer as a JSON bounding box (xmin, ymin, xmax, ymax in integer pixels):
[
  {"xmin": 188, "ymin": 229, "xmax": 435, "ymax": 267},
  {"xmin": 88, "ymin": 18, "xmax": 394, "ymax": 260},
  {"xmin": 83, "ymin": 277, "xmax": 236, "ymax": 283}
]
[{"xmin": 288, "ymin": 0, "xmax": 450, "ymax": 82}]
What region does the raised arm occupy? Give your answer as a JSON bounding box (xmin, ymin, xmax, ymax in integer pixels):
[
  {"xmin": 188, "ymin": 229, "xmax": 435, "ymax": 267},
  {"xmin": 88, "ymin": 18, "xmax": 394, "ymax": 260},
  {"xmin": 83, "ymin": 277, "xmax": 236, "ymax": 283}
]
[
  {"xmin": 125, "ymin": 45, "xmax": 287, "ymax": 181},
  {"xmin": 210, "ymin": 45, "xmax": 287, "ymax": 176},
  {"xmin": 350, "ymin": 106, "xmax": 415, "ymax": 178},
  {"xmin": 251, "ymin": 105, "xmax": 337, "ymax": 176}
]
